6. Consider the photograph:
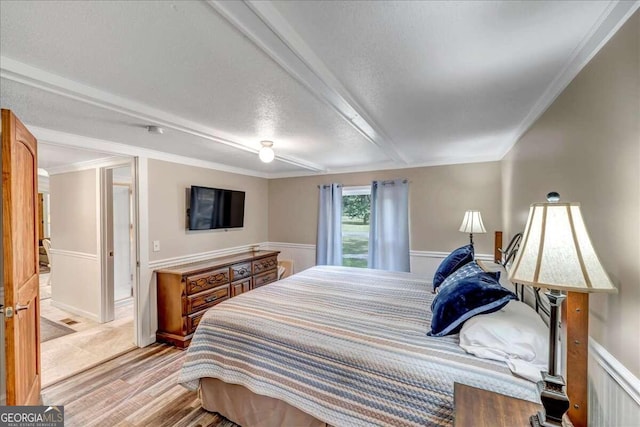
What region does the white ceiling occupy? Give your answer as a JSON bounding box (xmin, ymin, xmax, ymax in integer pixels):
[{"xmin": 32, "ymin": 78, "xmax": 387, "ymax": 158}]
[{"xmin": 0, "ymin": 0, "xmax": 636, "ymax": 177}]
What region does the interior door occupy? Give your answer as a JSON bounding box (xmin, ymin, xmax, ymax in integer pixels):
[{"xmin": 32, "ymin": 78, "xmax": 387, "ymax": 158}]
[{"xmin": 2, "ymin": 109, "xmax": 41, "ymax": 405}]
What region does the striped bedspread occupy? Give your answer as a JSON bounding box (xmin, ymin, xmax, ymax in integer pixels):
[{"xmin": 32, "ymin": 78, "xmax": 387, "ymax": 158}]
[{"xmin": 179, "ymin": 265, "xmax": 539, "ymax": 426}]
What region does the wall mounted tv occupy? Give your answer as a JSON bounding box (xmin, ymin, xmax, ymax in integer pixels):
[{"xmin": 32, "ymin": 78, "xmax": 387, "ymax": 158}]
[{"xmin": 188, "ymin": 186, "xmax": 245, "ymax": 230}]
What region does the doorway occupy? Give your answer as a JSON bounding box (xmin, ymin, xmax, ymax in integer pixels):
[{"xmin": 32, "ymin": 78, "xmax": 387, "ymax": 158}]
[
  {"xmin": 37, "ymin": 158, "xmax": 138, "ymax": 387},
  {"xmin": 112, "ymin": 166, "xmax": 134, "ymax": 305}
]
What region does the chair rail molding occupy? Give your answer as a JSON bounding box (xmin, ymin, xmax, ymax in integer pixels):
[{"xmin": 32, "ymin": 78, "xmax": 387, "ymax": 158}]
[
  {"xmin": 48, "ymin": 248, "xmax": 98, "ymax": 261},
  {"xmin": 147, "ymin": 243, "xmax": 261, "ymax": 271}
]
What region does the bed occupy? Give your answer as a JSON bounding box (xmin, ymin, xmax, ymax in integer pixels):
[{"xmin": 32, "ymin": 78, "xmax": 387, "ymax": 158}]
[{"xmin": 178, "ymin": 263, "xmax": 540, "ymax": 426}]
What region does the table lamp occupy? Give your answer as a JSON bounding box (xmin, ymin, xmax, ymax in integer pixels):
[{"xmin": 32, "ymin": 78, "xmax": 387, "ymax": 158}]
[
  {"xmin": 509, "ymin": 192, "xmax": 617, "ymax": 427},
  {"xmin": 459, "ymin": 210, "xmax": 486, "ymax": 246}
]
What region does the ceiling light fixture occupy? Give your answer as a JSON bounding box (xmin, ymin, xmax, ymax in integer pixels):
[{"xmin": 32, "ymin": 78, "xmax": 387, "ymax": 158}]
[
  {"xmin": 147, "ymin": 125, "xmax": 164, "ymax": 134},
  {"xmin": 259, "ymin": 140, "xmax": 275, "ymax": 163}
]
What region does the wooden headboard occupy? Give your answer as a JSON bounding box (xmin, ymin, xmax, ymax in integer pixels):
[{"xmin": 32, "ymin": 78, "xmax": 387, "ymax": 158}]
[
  {"xmin": 494, "ymin": 230, "xmax": 587, "ymax": 427},
  {"xmin": 493, "ymin": 231, "xmax": 523, "ymax": 267}
]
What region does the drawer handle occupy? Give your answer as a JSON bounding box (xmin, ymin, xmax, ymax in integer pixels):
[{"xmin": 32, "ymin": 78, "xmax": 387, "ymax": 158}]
[{"xmin": 205, "ymin": 295, "xmax": 219, "ymax": 303}]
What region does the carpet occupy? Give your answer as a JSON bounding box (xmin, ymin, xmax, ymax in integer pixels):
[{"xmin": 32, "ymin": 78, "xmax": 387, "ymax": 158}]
[{"xmin": 41, "ymin": 317, "xmax": 76, "ymax": 343}]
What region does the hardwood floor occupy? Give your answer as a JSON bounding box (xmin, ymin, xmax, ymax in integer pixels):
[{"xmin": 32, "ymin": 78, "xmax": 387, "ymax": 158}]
[{"xmin": 42, "ymin": 344, "xmax": 238, "ymax": 427}]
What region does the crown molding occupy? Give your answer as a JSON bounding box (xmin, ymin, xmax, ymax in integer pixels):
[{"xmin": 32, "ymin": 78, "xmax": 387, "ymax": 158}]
[
  {"xmin": 266, "ymin": 153, "xmax": 500, "ymax": 179},
  {"xmin": 45, "ymin": 155, "xmax": 130, "ymax": 176},
  {"xmin": 500, "ymin": 0, "xmax": 640, "ymax": 159},
  {"xmin": 208, "ymin": 0, "xmax": 406, "ymax": 165},
  {"xmin": 30, "ymin": 125, "xmax": 271, "ymax": 178},
  {"xmin": 0, "ymin": 56, "xmax": 325, "ymax": 173}
]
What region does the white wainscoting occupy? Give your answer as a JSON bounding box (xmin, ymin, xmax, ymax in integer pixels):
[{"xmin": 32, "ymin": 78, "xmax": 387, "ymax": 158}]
[
  {"xmin": 589, "ymin": 338, "xmax": 640, "ymax": 427},
  {"xmin": 263, "ymin": 242, "xmax": 316, "ymax": 274},
  {"xmin": 49, "ymin": 249, "xmax": 101, "ymax": 322},
  {"xmin": 263, "ymin": 242, "xmax": 493, "ymax": 280}
]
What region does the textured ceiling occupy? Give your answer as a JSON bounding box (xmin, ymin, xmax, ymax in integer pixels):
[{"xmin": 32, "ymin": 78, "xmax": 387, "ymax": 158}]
[{"xmin": 0, "ymin": 0, "xmax": 633, "ymax": 177}]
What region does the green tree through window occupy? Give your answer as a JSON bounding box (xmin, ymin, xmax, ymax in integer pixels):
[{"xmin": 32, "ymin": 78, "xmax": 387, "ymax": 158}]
[{"xmin": 342, "ymin": 187, "xmax": 371, "ymax": 268}]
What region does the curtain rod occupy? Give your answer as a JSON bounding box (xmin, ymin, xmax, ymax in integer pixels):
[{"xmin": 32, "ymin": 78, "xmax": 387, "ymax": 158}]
[
  {"xmin": 318, "ymin": 180, "xmax": 410, "ymax": 188},
  {"xmin": 373, "ymin": 179, "xmax": 409, "ymax": 186}
]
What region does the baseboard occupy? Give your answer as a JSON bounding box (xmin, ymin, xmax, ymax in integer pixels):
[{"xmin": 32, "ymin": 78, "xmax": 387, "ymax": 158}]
[
  {"xmin": 115, "ymin": 297, "xmax": 134, "ymax": 309},
  {"xmin": 143, "ymin": 334, "xmax": 157, "ymax": 347},
  {"xmin": 50, "ymin": 299, "xmax": 100, "ymax": 323}
]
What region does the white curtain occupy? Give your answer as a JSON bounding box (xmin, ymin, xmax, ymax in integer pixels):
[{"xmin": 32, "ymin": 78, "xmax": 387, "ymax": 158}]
[
  {"xmin": 368, "ymin": 179, "xmax": 410, "ymax": 272},
  {"xmin": 316, "ymin": 183, "xmax": 343, "ymax": 265}
]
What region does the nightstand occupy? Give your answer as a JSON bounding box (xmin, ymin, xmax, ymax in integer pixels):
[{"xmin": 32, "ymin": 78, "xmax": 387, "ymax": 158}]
[{"xmin": 454, "ymin": 382, "xmax": 541, "ymax": 427}]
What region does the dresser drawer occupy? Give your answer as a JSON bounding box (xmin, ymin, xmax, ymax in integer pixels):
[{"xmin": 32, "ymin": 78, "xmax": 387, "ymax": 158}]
[
  {"xmin": 231, "ymin": 278, "xmax": 253, "ymax": 297},
  {"xmin": 230, "ymin": 262, "xmax": 252, "ymax": 282},
  {"xmin": 184, "ymin": 284, "xmax": 229, "ymax": 314},
  {"xmin": 185, "ymin": 268, "xmax": 229, "ymax": 295},
  {"xmin": 187, "ymin": 310, "xmax": 206, "ymax": 334},
  {"xmin": 254, "ymin": 270, "xmax": 277, "ymax": 288},
  {"xmin": 252, "ymin": 256, "xmax": 278, "ymax": 275}
]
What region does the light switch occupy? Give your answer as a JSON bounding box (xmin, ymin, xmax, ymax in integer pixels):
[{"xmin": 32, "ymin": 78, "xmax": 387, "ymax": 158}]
[{"xmin": 153, "ymin": 240, "xmax": 160, "ymax": 252}]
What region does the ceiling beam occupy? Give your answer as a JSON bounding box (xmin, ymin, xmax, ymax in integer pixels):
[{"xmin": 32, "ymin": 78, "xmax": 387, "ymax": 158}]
[
  {"xmin": 29, "ymin": 125, "xmax": 271, "ymax": 178},
  {"xmin": 208, "ymin": 0, "xmax": 408, "ymax": 165},
  {"xmin": 0, "ymin": 56, "xmax": 326, "ymax": 173}
]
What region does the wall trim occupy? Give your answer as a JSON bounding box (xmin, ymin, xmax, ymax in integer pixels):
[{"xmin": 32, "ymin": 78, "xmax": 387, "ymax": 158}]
[
  {"xmin": 49, "ymin": 248, "xmax": 98, "ymax": 261},
  {"xmin": 46, "ymin": 154, "xmax": 131, "ymax": 176},
  {"xmin": 589, "ymin": 337, "xmax": 640, "ymax": 406},
  {"xmin": 50, "ymin": 299, "xmax": 100, "ymax": 323},
  {"xmin": 263, "ymin": 242, "xmax": 493, "ymax": 261},
  {"xmin": 31, "ymin": 126, "xmax": 272, "ymax": 179},
  {"xmin": 410, "ymin": 250, "xmax": 493, "ymax": 261},
  {"xmin": 266, "ymin": 242, "xmax": 315, "ymax": 250},
  {"xmin": 148, "ymin": 243, "xmax": 262, "ymax": 270}
]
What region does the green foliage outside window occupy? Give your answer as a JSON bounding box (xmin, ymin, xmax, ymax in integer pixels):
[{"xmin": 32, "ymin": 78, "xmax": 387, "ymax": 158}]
[{"xmin": 343, "ymin": 195, "xmax": 371, "ymax": 225}]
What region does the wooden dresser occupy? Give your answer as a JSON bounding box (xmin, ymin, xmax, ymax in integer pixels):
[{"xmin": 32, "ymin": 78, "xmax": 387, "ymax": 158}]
[{"xmin": 155, "ymin": 250, "xmax": 279, "ymax": 348}]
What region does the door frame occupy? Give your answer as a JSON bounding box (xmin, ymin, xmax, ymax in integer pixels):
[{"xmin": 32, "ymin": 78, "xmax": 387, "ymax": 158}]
[{"xmin": 98, "ymin": 160, "xmax": 138, "ymax": 343}]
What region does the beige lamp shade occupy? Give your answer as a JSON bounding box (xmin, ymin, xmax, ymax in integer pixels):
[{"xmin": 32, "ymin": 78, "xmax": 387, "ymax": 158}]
[
  {"xmin": 509, "ymin": 202, "xmax": 617, "ymax": 293},
  {"xmin": 459, "ymin": 210, "xmax": 487, "ymax": 234}
]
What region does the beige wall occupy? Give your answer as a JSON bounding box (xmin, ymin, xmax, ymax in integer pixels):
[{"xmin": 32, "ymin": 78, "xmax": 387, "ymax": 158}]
[
  {"xmin": 147, "ymin": 159, "xmax": 269, "ymax": 261},
  {"xmin": 268, "ymin": 162, "xmax": 502, "ymax": 256},
  {"xmin": 49, "ymin": 169, "xmax": 101, "ymax": 319},
  {"xmin": 502, "ymin": 12, "xmax": 639, "ymax": 376},
  {"xmin": 50, "ymin": 169, "xmax": 98, "ymax": 254}
]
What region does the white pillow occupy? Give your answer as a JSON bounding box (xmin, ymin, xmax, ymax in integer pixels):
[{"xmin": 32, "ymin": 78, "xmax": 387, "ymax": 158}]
[{"xmin": 459, "ymin": 300, "xmax": 548, "ymax": 382}]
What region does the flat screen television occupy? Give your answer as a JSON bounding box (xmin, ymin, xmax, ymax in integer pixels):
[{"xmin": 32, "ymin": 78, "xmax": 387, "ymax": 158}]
[{"xmin": 188, "ymin": 186, "xmax": 245, "ymax": 230}]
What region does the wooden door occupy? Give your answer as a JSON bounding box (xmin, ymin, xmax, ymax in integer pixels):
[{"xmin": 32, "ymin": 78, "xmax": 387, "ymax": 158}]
[{"xmin": 2, "ymin": 109, "xmax": 41, "ymax": 405}]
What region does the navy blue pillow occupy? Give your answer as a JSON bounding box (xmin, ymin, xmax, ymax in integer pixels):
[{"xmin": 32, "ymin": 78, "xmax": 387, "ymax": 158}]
[
  {"xmin": 428, "ymin": 272, "xmax": 517, "ymax": 337},
  {"xmin": 438, "ymin": 261, "xmax": 500, "ymax": 293},
  {"xmin": 432, "ymin": 244, "xmax": 474, "ymax": 292}
]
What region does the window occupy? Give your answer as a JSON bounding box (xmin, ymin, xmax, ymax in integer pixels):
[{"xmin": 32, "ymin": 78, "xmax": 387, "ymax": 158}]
[{"xmin": 341, "ymin": 186, "xmax": 371, "ymax": 268}]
